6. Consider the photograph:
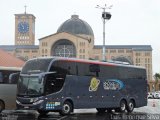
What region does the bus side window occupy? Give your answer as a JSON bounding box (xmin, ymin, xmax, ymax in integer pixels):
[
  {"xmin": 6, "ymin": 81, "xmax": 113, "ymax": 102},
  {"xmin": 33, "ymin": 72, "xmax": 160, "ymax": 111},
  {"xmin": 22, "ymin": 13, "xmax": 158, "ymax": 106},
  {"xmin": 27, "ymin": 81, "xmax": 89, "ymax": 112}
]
[
  {"xmin": 89, "ymin": 64, "xmax": 100, "ymax": 77},
  {"xmin": 0, "ymin": 72, "xmax": 3, "ymax": 83},
  {"xmin": 45, "ymin": 73, "xmax": 65, "ymax": 94}
]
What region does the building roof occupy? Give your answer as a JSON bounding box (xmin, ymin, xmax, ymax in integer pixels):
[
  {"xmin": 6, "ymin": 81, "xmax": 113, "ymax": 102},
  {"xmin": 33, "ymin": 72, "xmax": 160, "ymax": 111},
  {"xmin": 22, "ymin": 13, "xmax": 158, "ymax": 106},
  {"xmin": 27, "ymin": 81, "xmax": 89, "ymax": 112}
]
[
  {"xmin": 0, "ymin": 49, "xmax": 25, "ymax": 67},
  {"xmin": 94, "ymin": 45, "xmax": 152, "ymax": 51},
  {"xmin": 0, "ymin": 45, "xmax": 39, "ymax": 51},
  {"xmin": 39, "ymin": 31, "xmax": 90, "ymax": 42},
  {"xmin": 57, "ymin": 15, "xmax": 94, "ymax": 36},
  {"xmin": 15, "ymin": 13, "xmax": 36, "ymax": 18}
]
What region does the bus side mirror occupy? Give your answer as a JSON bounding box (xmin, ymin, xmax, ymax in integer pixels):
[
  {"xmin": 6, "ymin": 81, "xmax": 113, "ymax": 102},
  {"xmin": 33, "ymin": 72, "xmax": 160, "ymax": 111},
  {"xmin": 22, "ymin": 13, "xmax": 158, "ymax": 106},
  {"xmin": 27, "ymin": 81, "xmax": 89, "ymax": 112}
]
[
  {"xmin": 89, "ymin": 64, "xmax": 100, "ymax": 72},
  {"xmin": 9, "ymin": 72, "xmax": 20, "ymax": 84}
]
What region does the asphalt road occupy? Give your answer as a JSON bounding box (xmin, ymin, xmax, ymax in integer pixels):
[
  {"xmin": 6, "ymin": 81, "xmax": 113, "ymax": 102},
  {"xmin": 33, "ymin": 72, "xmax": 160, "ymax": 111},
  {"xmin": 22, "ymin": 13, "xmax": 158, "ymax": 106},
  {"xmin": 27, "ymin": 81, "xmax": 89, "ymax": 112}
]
[{"xmin": 0, "ymin": 109, "xmax": 159, "ymax": 120}]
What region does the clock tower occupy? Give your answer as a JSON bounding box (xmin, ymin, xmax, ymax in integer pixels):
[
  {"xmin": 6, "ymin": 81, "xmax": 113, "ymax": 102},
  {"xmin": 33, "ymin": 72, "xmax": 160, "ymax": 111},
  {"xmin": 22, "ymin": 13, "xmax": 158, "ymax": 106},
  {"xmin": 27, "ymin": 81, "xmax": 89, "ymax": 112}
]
[{"xmin": 15, "ymin": 9, "xmax": 36, "ymax": 45}]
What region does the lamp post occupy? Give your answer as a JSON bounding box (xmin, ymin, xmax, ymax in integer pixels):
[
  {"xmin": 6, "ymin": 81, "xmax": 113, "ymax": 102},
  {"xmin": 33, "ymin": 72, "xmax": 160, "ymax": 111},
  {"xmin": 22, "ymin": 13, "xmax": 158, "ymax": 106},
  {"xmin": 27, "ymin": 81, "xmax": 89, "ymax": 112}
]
[{"xmin": 96, "ymin": 4, "xmax": 112, "ymax": 61}]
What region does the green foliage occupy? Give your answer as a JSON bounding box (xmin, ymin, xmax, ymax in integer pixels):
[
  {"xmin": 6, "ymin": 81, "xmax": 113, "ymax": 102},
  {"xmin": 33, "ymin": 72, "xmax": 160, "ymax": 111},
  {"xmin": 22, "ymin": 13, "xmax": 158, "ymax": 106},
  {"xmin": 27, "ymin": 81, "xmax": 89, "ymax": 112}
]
[{"xmin": 154, "ymin": 73, "xmax": 160, "ymax": 84}]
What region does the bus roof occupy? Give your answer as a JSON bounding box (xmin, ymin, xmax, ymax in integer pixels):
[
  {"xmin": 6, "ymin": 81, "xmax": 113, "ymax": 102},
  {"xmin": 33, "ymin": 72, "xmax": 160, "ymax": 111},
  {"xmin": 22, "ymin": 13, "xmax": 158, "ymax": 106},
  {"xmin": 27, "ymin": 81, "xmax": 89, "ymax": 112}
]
[
  {"xmin": 53, "ymin": 57, "xmax": 146, "ymax": 69},
  {"xmin": 0, "ymin": 66, "xmax": 22, "ymax": 71},
  {"xmin": 31, "ymin": 57, "xmax": 145, "ymax": 70}
]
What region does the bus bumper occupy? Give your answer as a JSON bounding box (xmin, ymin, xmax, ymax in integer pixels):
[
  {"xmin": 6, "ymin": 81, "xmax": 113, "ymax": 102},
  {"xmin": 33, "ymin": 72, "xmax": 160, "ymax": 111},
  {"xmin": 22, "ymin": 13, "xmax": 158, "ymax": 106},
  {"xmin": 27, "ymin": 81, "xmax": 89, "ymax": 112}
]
[{"xmin": 16, "ymin": 99, "xmax": 62, "ymax": 111}]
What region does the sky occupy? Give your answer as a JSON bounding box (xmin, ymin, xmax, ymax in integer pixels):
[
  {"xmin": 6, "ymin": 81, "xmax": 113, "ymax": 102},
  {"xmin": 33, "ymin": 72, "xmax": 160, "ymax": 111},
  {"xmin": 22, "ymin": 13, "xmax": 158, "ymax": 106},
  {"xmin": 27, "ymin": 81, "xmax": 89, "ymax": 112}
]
[{"xmin": 0, "ymin": 0, "xmax": 160, "ymax": 74}]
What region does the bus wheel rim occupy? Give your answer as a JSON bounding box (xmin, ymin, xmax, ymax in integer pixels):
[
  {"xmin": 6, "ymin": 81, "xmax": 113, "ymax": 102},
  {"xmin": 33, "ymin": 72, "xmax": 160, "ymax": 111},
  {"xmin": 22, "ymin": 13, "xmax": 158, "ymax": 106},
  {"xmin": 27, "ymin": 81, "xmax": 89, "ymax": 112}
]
[
  {"xmin": 129, "ymin": 102, "xmax": 133, "ymax": 110},
  {"xmin": 121, "ymin": 103, "xmax": 126, "ymax": 111},
  {"xmin": 63, "ymin": 104, "xmax": 70, "ymax": 113}
]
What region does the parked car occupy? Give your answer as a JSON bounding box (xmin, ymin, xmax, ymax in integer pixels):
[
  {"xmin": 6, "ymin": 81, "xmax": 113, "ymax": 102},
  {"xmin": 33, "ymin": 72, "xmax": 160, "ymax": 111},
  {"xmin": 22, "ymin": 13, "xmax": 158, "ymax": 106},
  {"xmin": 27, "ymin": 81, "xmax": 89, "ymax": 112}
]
[
  {"xmin": 148, "ymin": 92, "xmax": 153, "ymax": 99},
  {"xmin": 153, "ymin": 91, "xmax": 160, "ymax": 99}
]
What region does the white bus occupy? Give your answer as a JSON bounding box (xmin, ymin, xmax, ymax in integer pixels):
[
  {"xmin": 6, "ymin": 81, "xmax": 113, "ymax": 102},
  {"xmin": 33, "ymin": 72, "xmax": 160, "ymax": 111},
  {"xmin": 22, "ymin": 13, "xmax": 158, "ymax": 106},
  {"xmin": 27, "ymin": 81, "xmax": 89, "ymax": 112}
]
[{"xmin": 0, "ymin": 66, "xmax": 21, "ymax": 112}]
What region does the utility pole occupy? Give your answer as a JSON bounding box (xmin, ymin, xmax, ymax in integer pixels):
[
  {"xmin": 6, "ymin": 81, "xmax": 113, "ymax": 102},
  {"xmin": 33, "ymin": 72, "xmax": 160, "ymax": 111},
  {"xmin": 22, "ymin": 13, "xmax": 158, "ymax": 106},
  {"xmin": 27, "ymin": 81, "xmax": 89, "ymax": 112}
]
[{"xmin": 96, "ymin": 4, "xmax": 112, "ymax": 61}]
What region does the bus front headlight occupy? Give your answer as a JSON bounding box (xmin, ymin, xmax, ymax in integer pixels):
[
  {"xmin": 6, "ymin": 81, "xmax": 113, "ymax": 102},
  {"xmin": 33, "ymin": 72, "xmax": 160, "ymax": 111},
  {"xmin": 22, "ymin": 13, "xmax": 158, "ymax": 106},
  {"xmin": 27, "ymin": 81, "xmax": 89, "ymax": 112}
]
[
  {"xmin": 33, "ymin": 100, "xmax": 44, "ymax": 105},
  {"xmin": 16, "ymin": 100, "xmax": 21, "ymax": 105}
]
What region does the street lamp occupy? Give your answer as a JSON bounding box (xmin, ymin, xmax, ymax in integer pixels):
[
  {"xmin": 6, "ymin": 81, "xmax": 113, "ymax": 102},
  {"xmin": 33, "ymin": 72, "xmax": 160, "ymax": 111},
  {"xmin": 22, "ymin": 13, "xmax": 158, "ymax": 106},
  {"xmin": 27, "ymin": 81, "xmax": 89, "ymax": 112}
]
[{"xmin": 96, "ymin": 4, "xmax": 112, "ymax": 61}]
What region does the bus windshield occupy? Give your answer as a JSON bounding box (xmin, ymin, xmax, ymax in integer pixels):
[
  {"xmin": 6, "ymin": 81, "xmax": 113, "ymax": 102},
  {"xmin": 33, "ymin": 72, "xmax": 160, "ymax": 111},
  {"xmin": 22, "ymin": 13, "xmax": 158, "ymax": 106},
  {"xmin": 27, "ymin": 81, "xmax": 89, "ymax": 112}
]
[{"xmin": 17, "ymin": 76, "xmax": 44, "ymax": 96}]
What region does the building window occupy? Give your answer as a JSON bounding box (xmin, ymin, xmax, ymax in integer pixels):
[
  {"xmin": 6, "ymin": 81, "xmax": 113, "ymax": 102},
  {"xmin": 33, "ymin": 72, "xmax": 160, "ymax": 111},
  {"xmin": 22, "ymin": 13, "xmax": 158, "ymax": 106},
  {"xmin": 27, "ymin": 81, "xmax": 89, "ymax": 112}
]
[
  {"xmin": 110, "ymin": 50, "xmax": 116, "ymax": 53},
  {"xmin": 83, "ymin": 49, "xmax": 85, "ymax": 53},
  {"xmin": 42, "ymin": 42, "xmax": 47, "ymax": 47},
  {"xmin": 45, "ymin": 49, "xmax": 47, "ymax": 54},
  {"xmin": 145, "ymin": 58, "xmax": 147, "ymax": 63},
  {"xmin": 118, "ymin": 49, "xmax": 124, "ymax": 53},
  {"xmin": 32, "ymin": 50, "xmax": 38, "ymax": 53},
  {"xmin": 126, "ymin": 49, "xmax": 132, "ymax": 53},
  {"xmin": 80, "ymin": 49, "xmax": 82, "ymax": 53},
  {"xmin": 136, "ymin": 58, "xmax": 141, "ymax": 63},
  {"xmin": 24, "ymin": 50, "xmax": 30, "ymax": 53},
  {"xmin": 80, "ymin": 42, "xmax": 85, "ymax": 47},
  {"xmin": 95, "ymin": 56, "xmax": 99, "ymax": 60},
  {"xmin": 145, "ymin": 52, "xmax": 150, "ymax": 56},
  {"xmin": 52, "ymin": 39, "xmax": 76, "ymax": 58},
  {"xmin": 139, "ymin": 58, "xmax": 140, "ymax": 63},
  {"xmin": 16, "ymin": 50, "xmax": 22, "ymax": 53},
  {"xmin": 42, "ymin": 49, "xmax": 44, "ymax": 54},
  {"xmin": 136, "ymin": 52, "xmax": 141, "ymax": 56}
]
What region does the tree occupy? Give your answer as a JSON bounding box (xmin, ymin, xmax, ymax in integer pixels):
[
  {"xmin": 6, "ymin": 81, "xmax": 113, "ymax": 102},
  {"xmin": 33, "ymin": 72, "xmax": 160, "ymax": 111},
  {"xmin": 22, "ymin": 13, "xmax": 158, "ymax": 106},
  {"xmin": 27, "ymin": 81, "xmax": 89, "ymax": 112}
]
[{"xmin": 153, "ymin": 73, "xmax": 160, "ymax": 91}]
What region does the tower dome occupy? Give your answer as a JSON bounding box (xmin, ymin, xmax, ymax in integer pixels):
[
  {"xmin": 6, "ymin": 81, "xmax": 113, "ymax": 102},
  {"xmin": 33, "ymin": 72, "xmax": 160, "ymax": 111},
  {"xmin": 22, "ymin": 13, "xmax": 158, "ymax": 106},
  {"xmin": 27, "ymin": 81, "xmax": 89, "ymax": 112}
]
[{"xmin": 57, "ymin": 15, "xmax": 94, "ymax": 36}]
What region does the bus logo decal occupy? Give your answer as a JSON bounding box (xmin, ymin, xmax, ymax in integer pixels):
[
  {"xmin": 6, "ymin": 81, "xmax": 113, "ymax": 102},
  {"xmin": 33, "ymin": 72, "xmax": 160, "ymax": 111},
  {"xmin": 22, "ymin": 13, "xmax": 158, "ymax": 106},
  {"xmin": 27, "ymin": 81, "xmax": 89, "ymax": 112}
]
[
  {"xmin": 103, "ymin": 79, "xmax": 124, "ymax": 90},
  {"xmin": 89, "ymin": 77, "xmax": 100, "ymax": 92}
]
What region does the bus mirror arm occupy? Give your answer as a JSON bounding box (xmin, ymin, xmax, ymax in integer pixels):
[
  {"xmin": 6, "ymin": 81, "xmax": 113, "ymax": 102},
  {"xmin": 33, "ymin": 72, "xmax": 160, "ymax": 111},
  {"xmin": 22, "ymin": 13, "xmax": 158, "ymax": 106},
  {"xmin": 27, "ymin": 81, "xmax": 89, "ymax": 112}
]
[{"xmin": 38, "ymin": 75, "xmax": 44, "ymax": 84}]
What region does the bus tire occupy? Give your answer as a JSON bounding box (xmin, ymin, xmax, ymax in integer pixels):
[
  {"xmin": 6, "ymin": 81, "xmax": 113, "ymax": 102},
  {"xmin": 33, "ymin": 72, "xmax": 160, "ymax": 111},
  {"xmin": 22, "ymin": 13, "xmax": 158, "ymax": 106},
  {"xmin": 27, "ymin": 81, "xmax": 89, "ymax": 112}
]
[
  {"xmin": 127, "ymin": 100, "xmax": 135, "ymax": 113},
  {"xmin": 59, "ymin": 101, "xmax": 73, "ymax": 116},
  {"xmin": 117, "ymin": 100, "xmax": 126, "ymax": 113},
  {"xmin": 0, "ymin": 100, "xmax": 5, "ymax": 112},
  {"xmin": 106, "ymin": 108, "xmax": 112, "ymax": 113},
  {"xmin": 96, "ymin": 108, "xmax": 106, "ymax": 113}
]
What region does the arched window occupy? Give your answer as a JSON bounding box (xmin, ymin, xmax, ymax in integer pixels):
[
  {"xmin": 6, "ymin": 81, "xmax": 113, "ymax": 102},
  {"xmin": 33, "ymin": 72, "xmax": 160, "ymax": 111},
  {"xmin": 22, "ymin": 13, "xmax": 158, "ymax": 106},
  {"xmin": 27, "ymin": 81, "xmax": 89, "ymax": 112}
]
[{"xmin": 52, "ymin": 39, "xmax": 76, "ymax": 58}]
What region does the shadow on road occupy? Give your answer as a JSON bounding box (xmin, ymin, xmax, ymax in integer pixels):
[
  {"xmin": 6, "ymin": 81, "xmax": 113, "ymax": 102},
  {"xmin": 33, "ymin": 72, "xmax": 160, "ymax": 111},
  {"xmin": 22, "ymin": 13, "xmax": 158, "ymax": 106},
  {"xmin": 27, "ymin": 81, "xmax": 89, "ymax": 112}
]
[{"xmin": 0, "ymin": 110, "xmax": 154, "ymax": 120}]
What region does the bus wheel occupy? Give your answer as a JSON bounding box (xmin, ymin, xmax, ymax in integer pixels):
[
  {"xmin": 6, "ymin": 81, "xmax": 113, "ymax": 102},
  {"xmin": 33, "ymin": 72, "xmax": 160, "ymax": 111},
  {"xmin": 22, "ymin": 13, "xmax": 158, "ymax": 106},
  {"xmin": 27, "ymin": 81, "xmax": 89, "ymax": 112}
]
[
  {"xmin": 96, "ymin": 108, "xmax": 106, "ymax": 113},
  {"xmin": 59, "ymin": 101, "xmax": 73, "ymax": 116},
  {"xmin": 0, "ymin": 101, "xmax": 5, "ymax": 112},
  {"xmin": 118, "ymin": 100, "xmax": 126, "ymax": 113},
  {"xmin": 127, "ymin": 100, "xmax": 135, "ymax": 113}
]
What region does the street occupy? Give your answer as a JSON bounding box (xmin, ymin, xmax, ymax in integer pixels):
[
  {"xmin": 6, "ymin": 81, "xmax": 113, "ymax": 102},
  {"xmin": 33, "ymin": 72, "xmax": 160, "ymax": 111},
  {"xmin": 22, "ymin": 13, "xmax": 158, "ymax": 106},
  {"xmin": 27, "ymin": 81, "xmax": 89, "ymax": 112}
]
[{"xmin": 0, "ymin": 99, "xmax": 160, "ymax": 120}]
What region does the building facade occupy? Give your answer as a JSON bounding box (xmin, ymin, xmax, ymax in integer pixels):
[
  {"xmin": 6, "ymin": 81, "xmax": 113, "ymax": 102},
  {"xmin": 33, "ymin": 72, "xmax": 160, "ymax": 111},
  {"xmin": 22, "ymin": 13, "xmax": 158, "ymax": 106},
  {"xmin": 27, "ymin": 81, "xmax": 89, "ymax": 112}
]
[{"xmin": 0, "ymin": 12, "xmax": 156, "ymax": 91}]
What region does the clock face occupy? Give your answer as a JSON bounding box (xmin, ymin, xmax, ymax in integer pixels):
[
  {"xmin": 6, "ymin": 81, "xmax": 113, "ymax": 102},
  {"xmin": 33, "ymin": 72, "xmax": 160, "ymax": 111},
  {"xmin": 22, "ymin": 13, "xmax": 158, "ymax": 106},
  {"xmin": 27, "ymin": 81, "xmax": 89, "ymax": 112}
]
[{"xmin": 18, "ymin": 22, "xmax": 29, "ymax": 33}]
